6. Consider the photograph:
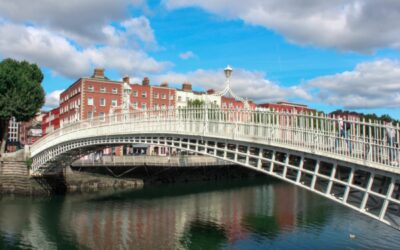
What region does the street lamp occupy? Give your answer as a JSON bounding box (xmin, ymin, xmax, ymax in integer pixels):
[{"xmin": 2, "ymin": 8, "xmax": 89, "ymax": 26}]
[{"xmin": 224, "ymin": 65, "xmax": 233, "ymax": 80}]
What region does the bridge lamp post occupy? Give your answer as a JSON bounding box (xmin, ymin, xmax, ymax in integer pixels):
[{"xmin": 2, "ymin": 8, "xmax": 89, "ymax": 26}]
[{"xmin": 224, "ymin": 65, "xmax": 233, "ymax": 85}]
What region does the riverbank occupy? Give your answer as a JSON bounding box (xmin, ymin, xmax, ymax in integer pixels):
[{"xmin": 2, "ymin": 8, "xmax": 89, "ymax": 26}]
[
  {"xmin": 0, "ymin": 161, "xmax": 143, "ymax": 195},
  {"xmin": 1, "ymin": 159, "xmax": 264, "ymax": 196}
]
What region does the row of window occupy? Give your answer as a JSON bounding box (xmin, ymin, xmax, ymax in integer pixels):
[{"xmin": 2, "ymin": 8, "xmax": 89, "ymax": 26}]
[
  {"xmin": 222, "ymin": 103, "xmax": 236, "ymax": 108},
  {"xmin": 61, "ymin": 113, "xmax": 81, "ymax": 124},
  {"xmin": 131, "ymin": 91, "xmax": 174, "ymax": 100},
  {"xmin": 61, "ymin": 87, "xmax": 81, "ymax": 103},
  {"xmin": 88, "ymin": 85, "xmax": 118, "ymax": 94},
  {"xmin": 60, "ymin": 99, "xmax": 81, "ymax": 114},
  {"xmin": 153, "ymin": 93, "xmax": 174, "ymax": 100},
  {"xmin": 87, "ymin": 97, "xmax": 118, "ymax": 107}
]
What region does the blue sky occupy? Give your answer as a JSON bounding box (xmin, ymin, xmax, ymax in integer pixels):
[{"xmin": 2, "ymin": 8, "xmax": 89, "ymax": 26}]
[{"xmin": 1, "ymin": 0, "xmax": 400, "ymax": 118}]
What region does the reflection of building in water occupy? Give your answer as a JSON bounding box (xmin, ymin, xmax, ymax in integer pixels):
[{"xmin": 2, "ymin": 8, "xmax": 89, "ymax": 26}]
[
  {"xmin": 275, "ymin": 184, "xmax": 297, "ymax": 229},
  {"xmin": 0, "ymin": 200, "xmax": 55, "ymax": 249},
  {"xmin": 62, "ymin": 183, "xmax": 299, "ymax": 249}
]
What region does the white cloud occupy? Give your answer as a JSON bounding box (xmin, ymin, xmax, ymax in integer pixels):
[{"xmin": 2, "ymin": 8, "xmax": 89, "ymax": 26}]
[
  {"xmin": 122, "ymin": 16, "xmax": 156, "ymax": 44},
  {"xmin": 154, "ymin": 67, "xmax": 309, "ymax": 103},
  {"xmin": 179, "ymin": 51, "xmax": 196, "ymax": 60},
  {"xmin": 154, "ymin": 59, "xmax": 400, "ymax": 110},
  {"xmin": 0, "ymin": 0, "xmax": 146, "ymax": 45},
  {"xmin": 164, "ymin": 0, "xmax": 400, "ymax": 52},
  {"xmin": 0, "ymin": 22, "xmax": 168, "ymax": 78},
  {"xmin": 44, "ymin": 89, "xmax": 64, "ymax": 110},
  {"xmin": 306, "ymin": 59, "xmax": 400, "ymax": 109}
]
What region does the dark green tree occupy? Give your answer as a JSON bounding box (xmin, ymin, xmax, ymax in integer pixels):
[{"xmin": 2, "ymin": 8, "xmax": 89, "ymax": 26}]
[
  {"xmin": 187, "ymin": 99, "xmax": 205, "ymax": 107},
  {"xmin": 0, "ymin": 58, "xmax": 45, "ymax": 155}
]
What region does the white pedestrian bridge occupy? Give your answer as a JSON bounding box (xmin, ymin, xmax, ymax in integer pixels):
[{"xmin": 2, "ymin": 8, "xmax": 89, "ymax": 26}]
[{"xmin": 29, "ymin": 107, "xmax": 400, "ymax": 229}]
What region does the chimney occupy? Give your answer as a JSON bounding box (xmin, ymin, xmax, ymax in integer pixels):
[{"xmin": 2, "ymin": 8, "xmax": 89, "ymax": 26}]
[
  {"xmin": 142, "ymin": 77, "xmax": 150, "ymax": 86},
  {"xmin": 93, "ymin": 68, "xmax": 105, "ymax": 78},
  {"xmin": 207, "ymin": 89, "xmax": 215, "ymax": 94},
  {"xmin": 182, "ymin": 82, "xmax": 192, "ymax": 92},
  {"xmin": 160, "ymin": 82, "xmax": 168, "ymax": 87},
  {"xmin": 122, "ymin": 75, "xmax": 130, "ymax": 83}
]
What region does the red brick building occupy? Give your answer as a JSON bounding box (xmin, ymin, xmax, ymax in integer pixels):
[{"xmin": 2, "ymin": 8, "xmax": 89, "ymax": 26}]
[
  {"xmin": 222, "ymin": 96, "xmax": 256, "ymax": 109},
  {"xmin": 151, "ymin": 84, "xmax": 176, "ymax": 110},
  {"xmin": 42, "ymin": 107, "xmax": 60, "ymax": 136},
  {"xmin": 130, "ymin": 78, "xmax": 176, "ymax": 111},
  {"xmin": 59, "ymin": 68, "xmax": 123, "ymax": 127},
  {"xmin": 258, "ymin": 101, "xmax": 315, "ymax": 113},
  {"xmin": 130, "ymin": 77, "xmax": 151, "ymax": 111}
]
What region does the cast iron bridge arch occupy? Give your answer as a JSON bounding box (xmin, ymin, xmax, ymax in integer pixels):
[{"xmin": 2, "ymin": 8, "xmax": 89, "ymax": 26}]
[{"xmin": 29, "ymin": 108, "xmax": 400, "ymax": 229}]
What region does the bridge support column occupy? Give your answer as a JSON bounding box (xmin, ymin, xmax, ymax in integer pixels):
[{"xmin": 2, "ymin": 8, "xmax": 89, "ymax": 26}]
[
  {"xmin": 282, "ymin": 154, "xmax": 289, "ymax": 178},
  {"xmin": 270, "ymin": 150, "xmax": 276, "ymax": 174},
  {"xmin": 310, "ymin": 160, "xmax": 320, "ymax": 190},
  {"xmin": 361, "ymin": 173, "xmax": 375, "ymax": 211},
  {"xmin": 326, "ymin": 163, "xmax": 337, "ymax": 195},
  {"xmin": 223, "ymin": 143, "xmax": 228, "ymax": 160},
  {"xmin": 296, "ymin": 156, "xmax": 304, "ymax": 184},
  {"xmin": 245, "ymin": 146, "xmax": 250, "ymax": 166},
  {"xmin": 257, "ymin": 149, "xmax": 263, "ymax": 169},
  {"xmin": 343, "ymin": 168, "xmax": 354, "ymax": 203},
  {"xmin": 379, "ymin": 179, "xmax": 395, "ymax": 220}
]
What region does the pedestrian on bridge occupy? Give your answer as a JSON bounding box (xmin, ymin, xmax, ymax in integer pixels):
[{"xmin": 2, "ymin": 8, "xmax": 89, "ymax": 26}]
[
  {"xmin": 337, "ymin": 116, "xmax": 352, "ymax": 154},
  {"xmin": 385, "ymin": 120, "xmax": 397, "ymax": 165}
]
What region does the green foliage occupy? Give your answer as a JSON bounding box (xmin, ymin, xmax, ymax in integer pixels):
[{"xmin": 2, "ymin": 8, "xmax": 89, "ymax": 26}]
[
  {"xmin": 25, "ymin": 157, "xmax": 33, "ymax": 170},
  {"xmin": 0, "ymin": 58, "xmax": 45, "ymax": 122},
  {"xmin": 187, "ymin": 99, "xmax": 205, "ymax": 107},
  {"xmin": 330, "ymin": 109, "xmax": 399, "ymax": 123}
]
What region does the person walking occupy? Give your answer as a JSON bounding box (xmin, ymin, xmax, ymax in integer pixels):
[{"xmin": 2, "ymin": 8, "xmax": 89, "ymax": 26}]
[
  {"xmin": 385, "ymin": 120, "xmax": 397, "ymax": 164},
  {"xmin": 336, "ymin": 116, "xmax": 351, "ymax": 154}
]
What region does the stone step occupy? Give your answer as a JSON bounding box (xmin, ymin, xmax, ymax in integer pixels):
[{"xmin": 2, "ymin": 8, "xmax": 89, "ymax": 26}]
[{"xmin": 1, "ymin": 161, "xmax": 29, "ymax": 177}]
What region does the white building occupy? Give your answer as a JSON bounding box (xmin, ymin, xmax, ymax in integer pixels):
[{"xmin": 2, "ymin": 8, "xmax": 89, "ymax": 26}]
[
  {"xmin": 175, "ymin": 83, "xmax": 221, "ymax": 108},
  {"xmin": 8, "ymin": 117, "xmax": 19, "ymax": 142}
]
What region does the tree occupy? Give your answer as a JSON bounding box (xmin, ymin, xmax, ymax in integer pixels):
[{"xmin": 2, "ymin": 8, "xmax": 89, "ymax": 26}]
[
  {"xmin": 0, "ymin": 58, "xmax": 45, "ymax": 156},
  {"xmin": 187, "ymin": 99, "xmax": 205, "ymax": 107}
]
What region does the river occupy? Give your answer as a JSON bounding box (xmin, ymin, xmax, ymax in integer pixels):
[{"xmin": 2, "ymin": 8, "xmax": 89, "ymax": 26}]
[{"xmin": 0, "ymin": 178, "xmax": 398, "ymax": 249}]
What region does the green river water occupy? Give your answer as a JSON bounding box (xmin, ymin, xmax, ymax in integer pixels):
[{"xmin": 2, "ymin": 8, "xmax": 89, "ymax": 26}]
[{"xmin": 0, "ymin": 179, "xmax": 398, "ymax": 249}]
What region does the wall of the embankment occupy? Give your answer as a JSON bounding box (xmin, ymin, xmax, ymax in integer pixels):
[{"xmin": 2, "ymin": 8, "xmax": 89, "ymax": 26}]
[
  {"xmin": 0, "ymin": 161, "xmax": 49, "ymax": 195},
  {"xmin": 0, "ymin": 161, "xmax": 143, "ymax": 196}
]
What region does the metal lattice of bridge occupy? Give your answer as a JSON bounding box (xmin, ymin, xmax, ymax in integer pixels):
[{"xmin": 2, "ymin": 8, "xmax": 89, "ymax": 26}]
[{"xmin": 29, "ymin": 107, "xmax": 400, "ymax": 229}]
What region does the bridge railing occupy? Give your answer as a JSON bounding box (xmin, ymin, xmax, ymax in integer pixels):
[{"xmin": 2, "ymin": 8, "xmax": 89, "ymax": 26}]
[{"xmin": 31, "ymin": 107, "xmax": 400, "ymax": 170}]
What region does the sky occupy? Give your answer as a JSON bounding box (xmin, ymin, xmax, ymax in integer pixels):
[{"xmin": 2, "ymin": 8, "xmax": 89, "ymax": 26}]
[{"xmin": 1, "ymin": 0, "xmax": 400, "ymax": 118}]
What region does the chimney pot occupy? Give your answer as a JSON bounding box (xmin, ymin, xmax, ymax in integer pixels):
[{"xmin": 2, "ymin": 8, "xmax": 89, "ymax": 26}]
[
  {"xmin": 142, "ymin": 77, "xmax": 150, "ymax": 86},
  {"xmin": 93, "ymin": 68, "xmax": 105, "ymax": 78},
  {"xmin": 182, "ymin": 82, "xmax": 192, "ymax": 92},
  {"xmin": 207, "ymin": 89, "xmax": 215, "ymax": 94}
]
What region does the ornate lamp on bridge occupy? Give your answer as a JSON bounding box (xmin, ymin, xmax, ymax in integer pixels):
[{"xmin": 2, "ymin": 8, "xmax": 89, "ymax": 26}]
[{"xmin": 212, "ymin": 65, "xmax": 249, "ymax": 109}]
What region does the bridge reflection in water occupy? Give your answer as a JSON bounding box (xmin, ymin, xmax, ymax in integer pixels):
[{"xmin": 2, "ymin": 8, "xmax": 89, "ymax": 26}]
[{"xmin": 1, "ymin": 180, "xmax": 398, "ymax": 249}]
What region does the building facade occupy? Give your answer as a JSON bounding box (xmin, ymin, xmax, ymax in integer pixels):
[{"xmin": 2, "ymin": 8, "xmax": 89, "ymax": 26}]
[
  {"xmin": 258, "ymin": 101, "xmax": 315, "ymax": 113},
  {"xmin": 42, "ymin": 107, "xmax": 60, "ymax": 136},
  {"xmin": 59, "ymin": 68, "xmax": 123, "ymax": 127},
  {"xmin": 222, "ymin": 96, "xmax": 256, "ymax": 110},
  {"xmin": 176, "ymin": 83, "xmax": 221, "ymax": 108}
]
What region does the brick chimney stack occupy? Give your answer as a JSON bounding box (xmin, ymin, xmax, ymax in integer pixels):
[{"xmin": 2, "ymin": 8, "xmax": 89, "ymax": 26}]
[
  {"xmin": 93, "ymin": 68, "xmax": 105, "ymax": 78},
  {"xmin": 207, "ymin": 89, "xmax": 215, "ymax": 94},
  {"xmin": 182, "ymin": 82, "xmax": 192, "ymax": 92},
  {"xmin": 142, "ymin": 77, "xmax": 150, "ymax": 86}
]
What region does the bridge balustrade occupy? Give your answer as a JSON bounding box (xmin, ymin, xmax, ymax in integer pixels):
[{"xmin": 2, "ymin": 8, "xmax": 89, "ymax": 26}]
[{"xmin": 31, "ymin": 107, "xmax": 400, "ymax": 173}]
